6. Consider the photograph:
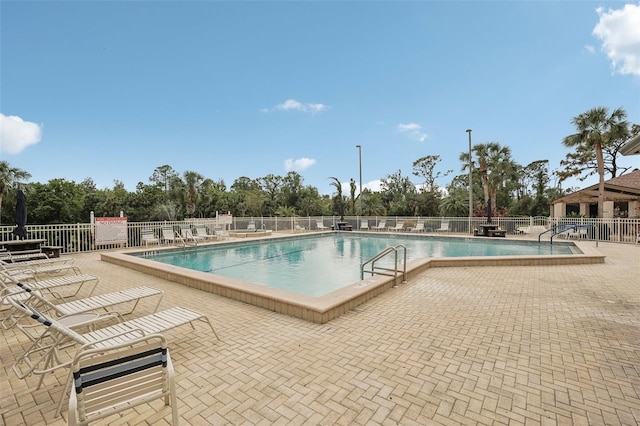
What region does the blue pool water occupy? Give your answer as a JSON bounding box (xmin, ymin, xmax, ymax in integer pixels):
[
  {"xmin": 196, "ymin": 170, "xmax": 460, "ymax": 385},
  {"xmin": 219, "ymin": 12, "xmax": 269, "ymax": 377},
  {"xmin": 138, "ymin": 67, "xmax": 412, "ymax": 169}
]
[{"xmin": 134, "ymin": 234, "xmax": 577, "ymax": 297}]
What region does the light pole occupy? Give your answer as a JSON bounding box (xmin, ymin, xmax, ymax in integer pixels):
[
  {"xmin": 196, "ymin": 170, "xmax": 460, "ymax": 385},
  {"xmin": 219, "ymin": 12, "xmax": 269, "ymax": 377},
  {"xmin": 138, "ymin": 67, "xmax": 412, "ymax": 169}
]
[
  {"xmin": 466, "ymin": 129, "xmax": 473, "ymax": 234},
  {"xmin": 356, "ymin": 144, "xmax": 362, "ymax": 215}
]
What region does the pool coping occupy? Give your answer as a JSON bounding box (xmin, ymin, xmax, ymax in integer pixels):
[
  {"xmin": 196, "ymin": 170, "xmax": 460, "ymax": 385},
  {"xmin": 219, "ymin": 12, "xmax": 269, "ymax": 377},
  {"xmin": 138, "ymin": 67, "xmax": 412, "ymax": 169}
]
[{"xmin": 101, "ymin": 234, "xmax": 605, "ymax": 324}]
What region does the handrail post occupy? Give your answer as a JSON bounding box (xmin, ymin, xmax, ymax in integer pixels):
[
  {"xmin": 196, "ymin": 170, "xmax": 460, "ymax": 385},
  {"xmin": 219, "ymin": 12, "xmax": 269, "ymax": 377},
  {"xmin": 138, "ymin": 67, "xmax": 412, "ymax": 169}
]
[
  {"xmin": 392, "ymin": 250, "xmax": 398, "ymax": 288},
  {"xmin": 398, "ymin": 245, "xmax": 407, "ymax": 283}
]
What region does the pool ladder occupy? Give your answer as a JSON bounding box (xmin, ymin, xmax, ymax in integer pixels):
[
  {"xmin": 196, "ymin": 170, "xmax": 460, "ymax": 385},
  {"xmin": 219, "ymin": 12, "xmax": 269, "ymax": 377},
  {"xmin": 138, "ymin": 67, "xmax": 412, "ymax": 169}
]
[
  {"xmin": 361, "ymin": 245, "xmax": 407, "ymax": 288},
  {"xmin": 174, "ymin": 231, "xmax": 197, "ymax": 247}
]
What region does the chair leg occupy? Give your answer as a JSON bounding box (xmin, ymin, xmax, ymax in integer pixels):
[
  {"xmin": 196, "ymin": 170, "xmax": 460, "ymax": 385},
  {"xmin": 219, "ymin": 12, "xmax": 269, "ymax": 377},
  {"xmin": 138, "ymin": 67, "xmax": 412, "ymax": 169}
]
[{"xmin": 55, "ymin": 368, "xmax": 73, "ymax": 418}]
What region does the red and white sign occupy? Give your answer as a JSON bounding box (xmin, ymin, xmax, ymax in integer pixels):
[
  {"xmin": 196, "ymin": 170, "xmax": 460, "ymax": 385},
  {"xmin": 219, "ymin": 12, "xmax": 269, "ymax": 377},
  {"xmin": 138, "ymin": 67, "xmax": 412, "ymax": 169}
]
[
  {"xmin": 217, "ymin": 213, "xmax": 233, "ymax": 225},
  {"xmin": 95, "ymin": 217, "xmax": 128, "ymax": 246}
]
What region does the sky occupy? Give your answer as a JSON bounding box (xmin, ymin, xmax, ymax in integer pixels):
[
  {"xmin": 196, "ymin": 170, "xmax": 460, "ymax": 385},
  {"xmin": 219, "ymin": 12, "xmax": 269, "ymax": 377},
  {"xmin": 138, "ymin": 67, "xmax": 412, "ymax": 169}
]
[{"xmin": 1, "ymin": 0, "xmax": 639, "ymax": 197}]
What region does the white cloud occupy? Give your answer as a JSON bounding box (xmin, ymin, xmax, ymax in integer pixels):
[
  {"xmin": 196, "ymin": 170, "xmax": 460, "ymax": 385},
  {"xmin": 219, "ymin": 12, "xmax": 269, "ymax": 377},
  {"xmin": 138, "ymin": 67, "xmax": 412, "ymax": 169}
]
[
  {"xmin": 0, "ymin": 113, "xmax": 42, "ymax": 154},
  {"xmin": 277, "ymin": 99, "xmax": 304, "ymax": 111},
  {"xmin": 305, "ymin": 103, "xmax": 327, "ymax": 113},
  {"xmin": 265, "ymin": 99, "xmax": 328, "ymax": 114},
  {"xmin": 364, "ymin": 179, "xmax": 382, "ymax": 192},
  {"xmin": 584, "ymin": 45, "xmax": 595, "ymax": 54},
  {"xmin": 284, "ymin": 157, "xmax": 316, "ymax": 172},
  {"xmin": 397, "ymin": 122, "xmax": 427, "ymax": 142},
  {"xmin": 593, "ymin": 3, "xmax": 640, "ymax": 76}
]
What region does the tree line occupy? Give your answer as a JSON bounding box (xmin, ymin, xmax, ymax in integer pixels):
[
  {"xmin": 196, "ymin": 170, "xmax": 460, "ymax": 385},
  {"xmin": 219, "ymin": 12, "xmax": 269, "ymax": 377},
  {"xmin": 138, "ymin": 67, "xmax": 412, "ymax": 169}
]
[{"xmin": 0, "ymin": 107, "xmax": 637, "ymax": 225}]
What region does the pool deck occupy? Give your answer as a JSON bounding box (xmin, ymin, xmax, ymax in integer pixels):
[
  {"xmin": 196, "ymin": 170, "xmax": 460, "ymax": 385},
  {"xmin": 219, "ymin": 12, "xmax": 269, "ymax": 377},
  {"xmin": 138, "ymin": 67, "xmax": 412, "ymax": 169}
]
[{"xmin": 1, "ymin": 233, "xmax": 639, "ymax": 425}]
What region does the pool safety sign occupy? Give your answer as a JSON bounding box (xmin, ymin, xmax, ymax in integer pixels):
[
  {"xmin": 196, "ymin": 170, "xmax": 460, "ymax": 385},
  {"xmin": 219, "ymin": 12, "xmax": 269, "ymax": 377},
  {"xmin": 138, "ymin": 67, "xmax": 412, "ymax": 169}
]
[
  {"xmin": 217, "ymin": 212, "xmax": 233, "ymax": 225},
  {"xmin": 95, "ymin": 217, "xmax": 128, "ymax": 246}
]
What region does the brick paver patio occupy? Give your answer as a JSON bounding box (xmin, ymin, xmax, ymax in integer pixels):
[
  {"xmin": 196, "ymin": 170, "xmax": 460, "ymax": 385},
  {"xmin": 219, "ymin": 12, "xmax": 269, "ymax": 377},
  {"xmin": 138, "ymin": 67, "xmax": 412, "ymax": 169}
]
[{"xmin": 1, "ymin": 239, "xmax": 639, "ymax": 425}]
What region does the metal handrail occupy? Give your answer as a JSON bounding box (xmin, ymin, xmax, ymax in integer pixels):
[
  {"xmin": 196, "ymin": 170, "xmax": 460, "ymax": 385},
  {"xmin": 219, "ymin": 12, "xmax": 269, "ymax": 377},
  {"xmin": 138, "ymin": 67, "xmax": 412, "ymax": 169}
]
[
  {"xmin": 360, "ymin": 245, "xmax": 407, "ymax": 288},
  {"xmin": 538, "ymin": 224, "xmax": 592, "ymax": 244},
  {"xmin": 537, "ymin": 224, "xmax": 569, "ymax": 244}
]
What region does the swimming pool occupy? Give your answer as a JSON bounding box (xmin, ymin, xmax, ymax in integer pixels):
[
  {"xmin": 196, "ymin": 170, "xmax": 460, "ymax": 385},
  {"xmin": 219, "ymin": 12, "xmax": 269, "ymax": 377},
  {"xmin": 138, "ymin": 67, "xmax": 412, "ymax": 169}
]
[
  {"xmin": 102, "ymin": 232, "xmax": 603, "ymax": 323},
  {"xmin": 132, "ymin": 234, "xmax": 578, "ymax": 297}
]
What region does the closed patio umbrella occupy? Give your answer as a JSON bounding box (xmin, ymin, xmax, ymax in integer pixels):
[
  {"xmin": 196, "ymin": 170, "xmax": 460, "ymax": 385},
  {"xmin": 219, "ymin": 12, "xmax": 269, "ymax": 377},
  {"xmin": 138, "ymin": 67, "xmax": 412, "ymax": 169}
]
[{"xmin": 13, "ymin": 189, "xmax": 27, "ymax": 240}]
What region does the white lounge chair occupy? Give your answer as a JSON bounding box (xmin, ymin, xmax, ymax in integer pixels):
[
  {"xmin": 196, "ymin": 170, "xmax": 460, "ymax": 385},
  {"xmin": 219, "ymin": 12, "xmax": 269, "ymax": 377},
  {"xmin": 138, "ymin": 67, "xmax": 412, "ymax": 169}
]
[
  {"xmin": 180, "ymin": 225, "xmax": 204, "ymax": 243},
  {"xmin": 1, "ymin": 261, "xmax": 81, "ymax": 282},
  {"xmin": 141, "ymin": 229, "xmax": 160, "ymax": 247},
  {"xmin": 1, "ymin": 256, "xmax": 74, "ymax": 269},
  {"xmin": 0, "ymin": 252, "xmax": 48, "ymax": 262},
  {"xmin": 67, "ymin": 334, "xmax": 179, "ymax": 425},
  {"xmin": 567, "ymin": 227, "xmax": 588, "ymax": 239},
  {"xmin": 247, "ymin": 221, "xmax": 256, "ymax": 231},
  {"xmin": 389, "ymin": 221, "xmax": 405, "ymax": 232},
  {"xmin": 411, "ymin": 220, "xmax": 425, "ymax": 232},
  {"xmin": 372, "ymin": 220, "xmax": 386, "ymax": 231},
  {"xmin": 516, "ymin": 225, "xmax": 546, "ymax": 235},
  {"xmin": 4, "ymin": 282, "xmax": 164, "ymax": 336},
  {"xmin": 161, "ymin": 226, "xmax": 178, "ymax": 245},
  {"xmin": 14, "ymin": 282, "xmax": 162, "ymax": 318},
  {"xmin": 194, "ymin": 225, "xmax": 216, "ymax": 241},
  {"xmin": 316, "ymin": 220, "xmax": 329, "ymax": 231},
  {"xmin": 360, "ymin": 219, "xmax": 369, "ymax": 231},
  {"xmin": 0, "ymin": 271, "xmax": 100, "ymax": 329},
  {"xmin": 435, "ymin": 220, "xmax": 450, "ymax": 232},
  {"xmin": 1, "ymin": 269, "xmax": 99, "ymax": 301},
  {"xmin": 8, "ymin": 297, "xmax": 218, "ymax": 404}
]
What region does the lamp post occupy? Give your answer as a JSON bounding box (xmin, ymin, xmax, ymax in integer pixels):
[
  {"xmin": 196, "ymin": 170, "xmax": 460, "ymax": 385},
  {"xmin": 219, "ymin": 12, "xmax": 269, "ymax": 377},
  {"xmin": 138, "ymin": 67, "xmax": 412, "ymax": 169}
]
[
  {"xmin": 356, "ymin": 145, "xmax": 362, "ymax": 215},
  {"xmin": 466, "ymin": 129, "xmax": 473, "ymax": 234}
]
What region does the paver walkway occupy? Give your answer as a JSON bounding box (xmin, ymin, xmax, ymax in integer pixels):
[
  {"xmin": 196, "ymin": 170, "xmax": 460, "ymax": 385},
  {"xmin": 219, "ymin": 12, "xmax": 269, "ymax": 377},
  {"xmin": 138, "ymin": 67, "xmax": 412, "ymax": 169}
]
[{"xmin": 1, "ymin": 240, "xmax": 639, "ymax": 425}]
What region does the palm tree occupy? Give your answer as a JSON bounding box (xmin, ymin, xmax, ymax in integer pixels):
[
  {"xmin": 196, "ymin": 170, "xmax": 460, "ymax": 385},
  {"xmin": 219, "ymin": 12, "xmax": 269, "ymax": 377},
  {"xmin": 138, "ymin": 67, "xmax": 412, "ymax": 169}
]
[
  {"xmin": 563, "ymin": 107, "xmax": 628, "ymax": 218},
  {"xmin": 349, "ymin": 178, "xmax": 356, "ymax": 214},
  {"xmin": 328, "ymin": 177, "xmax": 344, "ymax": 220},
  {"xmin": 0, "ymin": 161, "xmax": 31, "ymax": 223},
  {"xmin": 485, "ymin": 143, "xmax": 515, "ymax": 210},
  {"xmin": 183, "ymin": 170, "xmax": 203, "ymax": 218},
  {"xmin": 360, "ymin": 190, "xmax": 385, "ymax": 216},
  {"xmin": 461, "ymin": 142, "xmax": 513, "ymax": 211},
  {"xmin": 439, "ymin": 189, "xmax": 468, "ymax": 217}
]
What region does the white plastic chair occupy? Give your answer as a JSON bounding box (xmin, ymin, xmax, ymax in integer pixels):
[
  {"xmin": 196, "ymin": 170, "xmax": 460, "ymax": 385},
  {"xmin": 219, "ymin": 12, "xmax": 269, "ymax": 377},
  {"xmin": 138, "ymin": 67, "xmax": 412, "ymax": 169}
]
[
  {"xmin": 141, "ymin": 229, "xmax": 160, "ymax": 247},
  {"xmin": 180, "ymin": 225, "xmax": 204, "ymax": 243},
  {"xmin": 161, "ymin": 227, "xmax": 177, "ymax": 245},
  {"xmin": 371, "ymin": 220, "xmax": 386, "ymax": 231},
  {"xmin": 568, "ymin": 227, "xmax": 588, "ymax": 239},
  {"xmin": 3, "ymin": 282, "xmax": 164, "ymax": 333},
  {"xmin": 434, "ymin": 220, "xmax": 450, "ymax": 232},
  {"xmin": 316, "ymin": 220, "xmax": 329, "ymax": 231},
  {"xmin": 194, "ymin": 225, "xmax": 216, "ymax": 241},
  {"xmin": 411, "ymin": 221, "xmax": 425, "ymax": 232},
  {"xmin": 389, "ymin": 221, "xmax": 404, "ymax": 232}
]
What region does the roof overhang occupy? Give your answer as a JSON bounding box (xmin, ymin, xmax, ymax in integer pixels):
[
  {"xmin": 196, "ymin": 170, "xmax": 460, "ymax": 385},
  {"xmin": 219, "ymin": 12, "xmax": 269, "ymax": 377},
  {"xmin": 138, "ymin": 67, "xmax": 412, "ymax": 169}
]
[
  {"xmin": 620, "ymin": 133, "xmax": 640, "ymax": 156},
  {"xmin": 555, "ymin": 191, "xmax": 640, "ymax": 204},
  {"xmin": 553, "ymin": 184, "xmax": 640, "ymax": 204}
]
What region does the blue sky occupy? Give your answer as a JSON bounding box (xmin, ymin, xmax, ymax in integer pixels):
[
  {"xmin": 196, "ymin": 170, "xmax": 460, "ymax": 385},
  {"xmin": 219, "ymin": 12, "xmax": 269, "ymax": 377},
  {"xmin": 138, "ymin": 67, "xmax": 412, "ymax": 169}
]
[{"xmin": 1, "ymin": 1, "xmax": 639, "ymax": 197}]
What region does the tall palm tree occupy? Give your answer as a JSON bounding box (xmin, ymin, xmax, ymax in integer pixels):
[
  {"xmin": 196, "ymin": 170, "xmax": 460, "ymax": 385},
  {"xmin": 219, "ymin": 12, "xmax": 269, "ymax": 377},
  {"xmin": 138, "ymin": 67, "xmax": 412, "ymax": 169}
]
[
  {"xmin": 349, "ymin": 178, "xmax": 356, "ymax": 214},
  {"xmin": 485, "ymin": 143, "xmax": 515, "ymax": 210},
  {"xmin": 0, "ymin": 161, "xmax": 31, "ymax": 223},
  {"xmin": 563, "ymin": 107, "xmax": 628, "ymax": 218},
  {"xmin": 328, "ymin": 177, "xmax": 344, "ymax": 220},
  {"xmin": 463, "ymin": 142, "xmax": 511, "ymax": 210},
  {"xmin": 183, "ymin": 170, "xmax": 203, "ymax": 218}
]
